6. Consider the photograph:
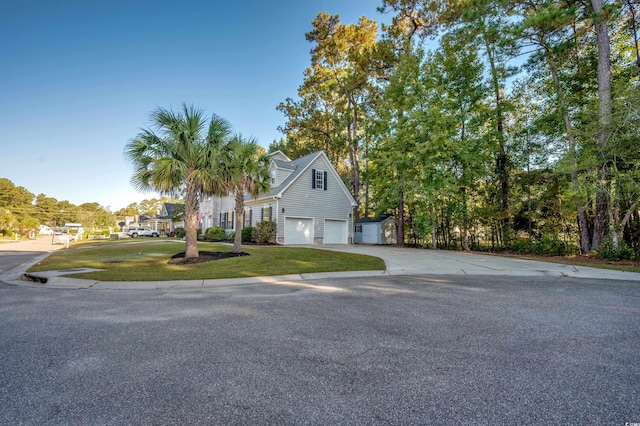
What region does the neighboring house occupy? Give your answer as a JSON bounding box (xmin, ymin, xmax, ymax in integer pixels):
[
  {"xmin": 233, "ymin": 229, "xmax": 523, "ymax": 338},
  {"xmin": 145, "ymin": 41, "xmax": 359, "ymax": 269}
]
[
  {"xmin": 134, "ymin": 203, "xmax": 185, "ymax": 234},
  {"xmin": 199, "ymin": 150, "xmax": 357, "ymax": 244},
  {"xmin": 354, "ymin": 215, "xmax": 397, "ymax": 245}
]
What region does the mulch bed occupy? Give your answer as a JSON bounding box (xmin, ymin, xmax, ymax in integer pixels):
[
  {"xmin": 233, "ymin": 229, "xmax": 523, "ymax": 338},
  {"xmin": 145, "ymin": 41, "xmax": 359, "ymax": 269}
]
[{"xmin": 167, "ymin": 251, "xmax": 250, "ymax": 265}]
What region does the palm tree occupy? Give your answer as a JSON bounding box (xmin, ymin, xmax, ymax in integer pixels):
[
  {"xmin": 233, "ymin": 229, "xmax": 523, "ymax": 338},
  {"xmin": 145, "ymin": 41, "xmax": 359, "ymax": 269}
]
[
  {"xmin": 222, "ymin": 134, "xmax": 271, "ymax": 253},
  {"xmin": 124, "ymin": 104, "xmax": 231, "ymax": 259}
]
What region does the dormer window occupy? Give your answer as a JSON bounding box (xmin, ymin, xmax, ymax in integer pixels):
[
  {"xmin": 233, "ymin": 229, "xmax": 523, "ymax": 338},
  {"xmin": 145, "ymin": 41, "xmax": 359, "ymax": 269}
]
[{"xmin": 271, "ymin": 170, "xmax": 276, "ymax": 185}]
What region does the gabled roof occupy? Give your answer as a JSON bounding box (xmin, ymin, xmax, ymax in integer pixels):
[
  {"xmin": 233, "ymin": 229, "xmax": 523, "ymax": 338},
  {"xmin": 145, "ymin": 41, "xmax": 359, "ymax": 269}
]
[
  {"xmin": 272, "ymin": 159, "xmax": 296, "ymax": 170},
  {"xmin": 249, "ymin": 150, "xmax": 357, "ymax": 206},
  {"xmin": 163, "ymin": 203, "xmax": 183, "ymax": 218},
  {"xmin": 268, "ymin": 150, "xmax": 291, "ymax": 163}
]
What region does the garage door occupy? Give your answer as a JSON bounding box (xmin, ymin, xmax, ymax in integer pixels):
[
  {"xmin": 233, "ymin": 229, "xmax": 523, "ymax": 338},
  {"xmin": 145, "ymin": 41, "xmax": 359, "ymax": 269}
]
[
  {"xmin": 324, "ymin": 219, "xmax": 347, "ymax": 244},
  {"xmin": 284, "ymin": 217, "xmax": 313, "ymax": 245}
]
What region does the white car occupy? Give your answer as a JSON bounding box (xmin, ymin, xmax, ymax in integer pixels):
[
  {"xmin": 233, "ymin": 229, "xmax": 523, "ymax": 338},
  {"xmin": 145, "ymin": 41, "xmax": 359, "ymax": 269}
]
[
  {"xmin": 126, "ymin": 227, "xmax": 160, "ymax": 238},
  {"xmin": 38, "ymin": 225, "xmax": 54, "ymax": 235}
]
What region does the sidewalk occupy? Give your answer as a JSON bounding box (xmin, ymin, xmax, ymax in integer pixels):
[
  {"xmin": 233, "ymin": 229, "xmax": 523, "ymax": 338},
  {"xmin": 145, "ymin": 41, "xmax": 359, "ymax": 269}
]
[{"xmin": 2, "ymin": 239, "xmax": 640, "ymax": 290}]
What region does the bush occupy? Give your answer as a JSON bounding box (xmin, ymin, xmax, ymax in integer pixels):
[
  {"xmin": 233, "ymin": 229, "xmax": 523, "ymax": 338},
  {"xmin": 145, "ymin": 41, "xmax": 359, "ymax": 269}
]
[
  {"xmin": 226, "ymin": 231, "xmax": 235, "ymax": 242},
  {"xmin": 174, "ymin": 227, "xmax": 186, "ymax": 238},
  {"xmin": 253, "ymin": 221, "xmax": 276, "ymax": 245},
  {"xmin": 205, "ymin": 226, "xmax": 226, "ymax": 241},
  {"xmin": 597, "ymin": 240, "xmax": 637, "ymax": 261},
  {"xmin": 242, "ymin": 226, "xmax": 254, "ymax": 243},
  {"xmin": 508, "ymin": 237, "xmax": 578, "ymax": 257}
]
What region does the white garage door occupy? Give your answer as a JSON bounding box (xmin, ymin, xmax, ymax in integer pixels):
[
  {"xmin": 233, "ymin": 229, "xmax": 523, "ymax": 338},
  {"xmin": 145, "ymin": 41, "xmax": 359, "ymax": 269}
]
[
  {"xmin": 324, "ymin": 219, "xmax": 347, "ymax": 244},
  {"xmin": 285, "ymin": 217, "xmax": 313, "ymax": 245}
]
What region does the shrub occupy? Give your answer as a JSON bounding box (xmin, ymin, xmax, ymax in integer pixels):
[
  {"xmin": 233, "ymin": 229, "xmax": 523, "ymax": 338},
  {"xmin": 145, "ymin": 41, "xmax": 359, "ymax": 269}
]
[
  {"xmin": 242, "ymin": 226, "xmax": 254, "ymax": 243},
  {"xmin": 174, "ymin": 227, "xmax": 186, "ymax": 238},
  {"xmin": 226, "ymin": 231, "xmax": 235, "ymax": 242},
  {"xmin": 508, "ymin": 237, "xmax": 578, "ymax": 257},
  {"xmin": 597, "ymin": 240, "xmax": 637, "ymax": 261},
  {"xmin": 253, "ymin": 221, "xmax": 276, "ymax": 245},
  {"xmin": 205, "ymin": 226, "xmax": 226, "ymax": 241}
]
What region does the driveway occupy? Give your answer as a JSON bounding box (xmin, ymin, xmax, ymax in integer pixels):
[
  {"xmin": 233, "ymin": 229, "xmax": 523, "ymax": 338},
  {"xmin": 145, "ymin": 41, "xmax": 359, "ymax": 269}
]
[{"xmin": 321, "ymin": 244, "xmax": 640, "ymax": 281}]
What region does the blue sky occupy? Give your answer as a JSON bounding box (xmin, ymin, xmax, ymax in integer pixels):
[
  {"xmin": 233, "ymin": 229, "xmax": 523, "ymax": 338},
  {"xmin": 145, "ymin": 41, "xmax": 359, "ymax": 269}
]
[{"xmin": 0, "ymin": 0, "xmax": 386, "ymax": 211}]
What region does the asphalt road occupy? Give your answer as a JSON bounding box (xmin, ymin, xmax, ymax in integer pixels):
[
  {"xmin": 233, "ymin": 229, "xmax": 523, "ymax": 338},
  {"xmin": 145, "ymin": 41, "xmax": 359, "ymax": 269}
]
[{"xmin": 1, "ymin": 274, "xmax": 638, "ymax": 425}]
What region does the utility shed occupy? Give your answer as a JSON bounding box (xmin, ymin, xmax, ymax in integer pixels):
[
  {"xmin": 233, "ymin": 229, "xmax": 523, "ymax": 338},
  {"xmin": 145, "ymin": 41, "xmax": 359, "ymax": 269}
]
[{"xmin": 354, "ymin": 216, "xmax": 397, "ymax": 245}]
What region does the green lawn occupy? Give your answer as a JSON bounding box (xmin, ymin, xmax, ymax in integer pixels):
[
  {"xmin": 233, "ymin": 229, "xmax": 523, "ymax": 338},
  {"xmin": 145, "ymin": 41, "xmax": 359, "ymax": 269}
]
[{"xmin": 28, "ymin": 239, "xmax": 385, "ymax": 281}]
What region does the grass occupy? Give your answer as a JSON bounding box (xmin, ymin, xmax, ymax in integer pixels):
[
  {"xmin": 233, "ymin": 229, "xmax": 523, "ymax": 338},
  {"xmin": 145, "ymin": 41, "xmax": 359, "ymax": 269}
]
[{"xmin": 27, "ymin": 239, "xmax": 386, "ymax": 281}]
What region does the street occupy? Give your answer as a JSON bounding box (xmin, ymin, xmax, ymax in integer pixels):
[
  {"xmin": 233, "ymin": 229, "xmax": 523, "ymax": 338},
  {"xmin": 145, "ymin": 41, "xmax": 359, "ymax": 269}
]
[{"xmin": 1, "ymin": 274, "xmax": 638, "ymax": 424}]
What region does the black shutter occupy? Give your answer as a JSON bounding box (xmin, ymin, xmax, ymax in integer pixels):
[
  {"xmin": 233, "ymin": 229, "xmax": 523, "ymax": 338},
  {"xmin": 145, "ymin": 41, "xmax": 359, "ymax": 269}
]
[
  {"xmin": 261, "ymin": 208, "xmax": 264, "ymax": 221},
  {"xmin": 249, "ymin": 209, "xmax": 252, "ymax": 226},
  {"xmin": 312, "ymin": 169, "xmax": 316, "ymax": 188},
  {"xmin": 219, "ymin": 213, "xmax": 222, "ymax": 227},
  {"xmin": 324, "ymin": 171, "xmax": 328, "ymax": 191}
]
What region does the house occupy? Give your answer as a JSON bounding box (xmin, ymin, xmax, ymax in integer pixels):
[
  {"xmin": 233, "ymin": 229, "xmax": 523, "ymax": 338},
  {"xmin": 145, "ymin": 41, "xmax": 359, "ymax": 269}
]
[
  {"xmin": 354, "ymin": 215, "xmax": 397, "ymax": 245},
  {"xmin": 199, "ymin": 150, "xmax": 357, "ymax": 244},
  {"xmin": 130, "ymin": 203, "xmax": 185, "ymax": 234}
]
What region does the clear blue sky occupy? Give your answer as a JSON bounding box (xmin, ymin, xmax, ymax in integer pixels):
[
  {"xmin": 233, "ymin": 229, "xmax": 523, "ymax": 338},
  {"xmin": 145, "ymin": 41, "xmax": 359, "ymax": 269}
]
[{"xmin": 0, "ymin": 0, "xmax": 386, "ymax": 211}]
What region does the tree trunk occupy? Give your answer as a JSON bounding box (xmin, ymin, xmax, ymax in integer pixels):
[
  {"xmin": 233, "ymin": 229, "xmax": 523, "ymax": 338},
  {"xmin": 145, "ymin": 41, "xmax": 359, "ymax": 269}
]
[
  {"xmin": 348, "ymin": 98, "xmax": 361, "ymax": 220},
  {"xmin": 483, "ymin": 33, "xmax": 510, "ymax": 232},
  {"xmin": 547, "ymin": 53, "xmax": 592, "ymax": 253},
  {"xmin": 591, "ymin": 0, "xmax": 613, "ymax": 250},
  {"xmin": 624, "ymin": 0, "xmax": 640, "ymax": 70},
  {"xmin": 233, "ymin": 189, "xmax": 244, "ymax": 254},
  {"xmin": 431, "ymin": 208, "xmax": 437, "ymax": 249},
  {"xmin": 461, "ymin": 186, "xmax": 469, "ymax": 251},
  {"xmin": 397, "ymin": 185, "xmax": 404, "ymax": 245},
  {"xmin": 184, "ymin": 180, "xmax": 200, "ymax": 259}
]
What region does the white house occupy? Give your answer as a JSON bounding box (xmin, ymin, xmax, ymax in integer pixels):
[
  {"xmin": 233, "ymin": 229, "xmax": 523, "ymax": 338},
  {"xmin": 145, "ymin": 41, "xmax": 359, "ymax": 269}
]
[{"xmin": 199, "ymin": 150, "xmax": 357, "ymax": 244}]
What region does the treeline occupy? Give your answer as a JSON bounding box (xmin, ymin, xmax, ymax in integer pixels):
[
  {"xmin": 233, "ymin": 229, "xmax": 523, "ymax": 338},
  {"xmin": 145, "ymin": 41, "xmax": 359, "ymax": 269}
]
[
  {"xmin": 0, "ymin": 178, "xmax": 115, "ymax": 235},
  {"xmin": 0, "ymin": 177, "xmax": 177, "ymax": 236},
  {"xmin": 273, "ymin": 0, "xmax": 640, "ymax": 257}
]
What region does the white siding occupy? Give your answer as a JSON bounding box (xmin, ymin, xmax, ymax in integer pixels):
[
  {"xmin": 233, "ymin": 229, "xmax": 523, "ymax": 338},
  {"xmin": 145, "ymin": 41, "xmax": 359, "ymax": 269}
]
[
  {"xmin": 199, "ymin": 194, "xmax": 235, "ymax": 232},
  {"xmin": 278, "ymin": 155, "xmax": 353, "ymax": 244},
  {"xmin": 275, "ymin": 168, "xmax": 293, "ymax": 186}
]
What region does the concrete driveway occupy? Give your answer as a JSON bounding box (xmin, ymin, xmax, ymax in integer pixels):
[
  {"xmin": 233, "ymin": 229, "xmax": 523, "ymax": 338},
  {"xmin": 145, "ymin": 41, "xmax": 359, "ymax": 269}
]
[{"xmin": 321, "ymin": 244, "xmax": 640, "ymax": 281}]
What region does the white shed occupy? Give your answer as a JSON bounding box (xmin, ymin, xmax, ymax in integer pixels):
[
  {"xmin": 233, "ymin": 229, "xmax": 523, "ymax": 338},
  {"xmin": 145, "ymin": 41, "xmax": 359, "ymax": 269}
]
[{"xmin": 354, "ymin": 216, "xmax": 397, "ymax": 245}]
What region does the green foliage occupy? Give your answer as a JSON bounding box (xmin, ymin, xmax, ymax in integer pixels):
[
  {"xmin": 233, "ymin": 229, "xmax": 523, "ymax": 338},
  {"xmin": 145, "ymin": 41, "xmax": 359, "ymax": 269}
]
[
  {"xmin": 174, "ymin": 227, "xmax": 186, "ymax": 238},
  {"xmin": 226, "ymin": 231, "xmax": 235, "ymax": 242},
  {"xmin": 509, "ymin": 238, "xmax": 578, "ymax": 257},
  {"xmin": 596, "ymin": 240, "xmax": 637, "ymax": 261},
  {"xmin": 125, "ymin": 103, "xmax": 232, "ymax": 259},
  {"xmin": 1, "ymin": 229, "xmax": 15, "ymax": 237},
  {"xmin": 242, "ymin": 226, "xmax": 255, "ymax": 243},
  {"xmin": 205, "ymin": 226, "xmax": 226, "ymax": 241},
  {"xmin": 253, "ymin": 221, "xmax": 276, "ymax": 245}
]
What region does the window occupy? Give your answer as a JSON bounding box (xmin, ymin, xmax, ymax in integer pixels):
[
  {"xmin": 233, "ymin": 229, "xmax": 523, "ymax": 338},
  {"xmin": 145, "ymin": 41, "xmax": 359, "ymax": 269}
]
[
  {"xmin": 355, "ymin": 224, "xmax": 362, "ymax": 233},
  {"xmin": 312, "ymin": 169, "xmax": 327, "ymax": 190},
  {"xmin": 271, "ymin": 170, "xmax": 276, "ymax": 185},
  {"xmin": 244, "ymin": 209, "xmax": 252, "ymax": 227},
  {"xmin": 220, "ymin": 211, "xmax": 235, "ymax": 230},
  {"xmin": 261, "ymin": 206, "xmax": 273, "ymax": 222}
]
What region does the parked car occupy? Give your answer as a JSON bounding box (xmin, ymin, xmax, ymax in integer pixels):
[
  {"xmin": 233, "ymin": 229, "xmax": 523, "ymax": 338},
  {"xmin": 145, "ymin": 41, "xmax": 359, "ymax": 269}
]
[
  {"xmin": 38, "ymin": 225, "xmax": 54, "ymax": 235},
  {"xmin": 126, "ymin": 227, "xmax": 160, "ymax": 238}
]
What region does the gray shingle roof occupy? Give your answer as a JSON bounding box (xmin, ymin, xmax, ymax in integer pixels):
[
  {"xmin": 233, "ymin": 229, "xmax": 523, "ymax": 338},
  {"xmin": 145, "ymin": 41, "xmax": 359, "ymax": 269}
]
[{"xmin": 255, "ymin": 151, "xmax": 322, "ymax": 200}]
